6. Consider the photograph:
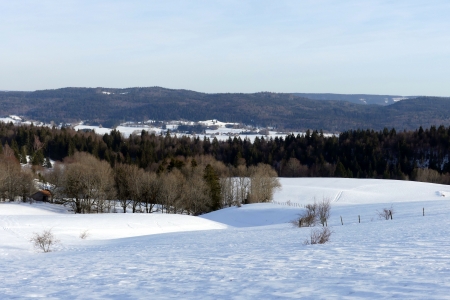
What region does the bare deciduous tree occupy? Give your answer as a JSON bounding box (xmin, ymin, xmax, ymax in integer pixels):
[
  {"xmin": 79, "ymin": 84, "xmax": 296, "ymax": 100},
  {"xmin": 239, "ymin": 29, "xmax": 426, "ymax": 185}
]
[
  {"xmin": 158, "ymin": 169, "xmax": 185, "ymax": 214},
  {"xmin": 235, "ymin": 165, "xmax": 250, "ymax": 204},
  {"xmin": 140, "ymin": 172, "xmax": 160, "ymax": 213},
  {"xmin": 248, "ymin": 164, "xmax": 281, "ymax": 203},
  {"xmin": 114, "ymin": 163, "xmax": 133, "ymax": 213},
  {"xmin": 45, "ymin": 162, "xmax": 65, "ymax": 203},
  {"xmin": 62, "ymin": 152, "xmax": 115, "ymax": 213},
  {"xmin": 282, "ymin": 158, "xmax": 309, "ymax": 177},
  {"xmin": 220, "ymin": 177, "xmax": 237, "ymax": 208},
  {"xmin": 182, "ymin": 167, "xmax": 210, "ymax": 215},
  {"xmin": 18, "ymin": 169, "xmax": 35, "ymax": 203},
  {"xmin": 0, "ymin": 145, "xmax": 22, "ymax": 201}
]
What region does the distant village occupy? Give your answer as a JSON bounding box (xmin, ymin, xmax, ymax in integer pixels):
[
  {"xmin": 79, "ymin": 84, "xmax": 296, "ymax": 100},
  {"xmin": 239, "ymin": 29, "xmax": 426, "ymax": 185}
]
[{"xmin": 0, "ymin": 115, "xmax": 291, "ymax": 141}]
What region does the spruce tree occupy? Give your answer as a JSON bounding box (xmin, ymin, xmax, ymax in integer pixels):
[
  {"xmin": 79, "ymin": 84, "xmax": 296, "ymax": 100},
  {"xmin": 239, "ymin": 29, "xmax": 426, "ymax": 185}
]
[
  {"xmin": 204, "ymin": 164, "xmax": 221, "ymax": 211},
  {"xmin": 334, "ymin": 161, "xmax": 348, "ymax": 177},
  {"xmin": 45, "ymin": 157, "xmax": 52, "ymax": 168}
]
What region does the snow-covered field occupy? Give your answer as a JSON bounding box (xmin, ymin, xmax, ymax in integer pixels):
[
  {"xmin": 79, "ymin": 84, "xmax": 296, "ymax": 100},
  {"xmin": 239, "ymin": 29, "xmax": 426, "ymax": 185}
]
[
  {"xmin": 3, "ymin": 117, "xmax": 330, "ymax": 141},
  {"xmin": 2, "ymin": 178, "xmax": 450, "ymax": 299},
  {"xmin": 74, "ymin": 120, "xmax": 312, "ymax": 141}
]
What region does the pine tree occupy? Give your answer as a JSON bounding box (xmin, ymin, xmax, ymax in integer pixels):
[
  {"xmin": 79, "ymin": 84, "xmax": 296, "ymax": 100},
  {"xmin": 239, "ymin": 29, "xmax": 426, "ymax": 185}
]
[
  {"xmin": 204, "ymin": 164, "xmax": 221, "ymax": 211},
  {"xmin": 334, "ymin": 161, "xmax": 348, "ymax": 177},
  {"xmin": 20, "ymin": 146, "xmax": 28, "ymax": 164},
  {"xmin": 45, "ymin": 157, "xmax": 52, "ymax": 168},
  {"xmin": 32, "ymin": 150, "xmax": 45, "ymax": 166}
]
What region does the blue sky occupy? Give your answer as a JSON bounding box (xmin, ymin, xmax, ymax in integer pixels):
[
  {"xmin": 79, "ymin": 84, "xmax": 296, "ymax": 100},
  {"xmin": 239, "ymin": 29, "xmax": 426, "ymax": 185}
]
[{"xmin": 1, "ymin": 0, "xmax": 449, "ymax": 95}]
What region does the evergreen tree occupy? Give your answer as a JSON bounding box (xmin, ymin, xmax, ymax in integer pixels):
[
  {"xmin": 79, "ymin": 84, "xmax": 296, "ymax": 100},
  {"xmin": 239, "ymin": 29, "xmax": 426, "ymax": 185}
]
[
  {"xmin": 32, "ymin": 150, "xmax": 45, "ymax": 166},
  {"xmin": 45, "ymin": 157, "xmax": 52, "ymax": 168},
  {"xmin": 334, "ymin": 161, "xmax": 348, "ymax": 177},
  {"xmin": 204, "ymin": 164, "xmax": 221, "ymax": 211},
  {"xmin": 20, "ymin": 146, "xmax": 28, "ymax": 164}
]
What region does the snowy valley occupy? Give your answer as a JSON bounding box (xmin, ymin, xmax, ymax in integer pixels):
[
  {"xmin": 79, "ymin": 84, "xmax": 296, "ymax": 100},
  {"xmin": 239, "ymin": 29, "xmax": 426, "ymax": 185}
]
[{"xmin": 2, "ymin": 178, "xmax": 450, "ymax": 299}]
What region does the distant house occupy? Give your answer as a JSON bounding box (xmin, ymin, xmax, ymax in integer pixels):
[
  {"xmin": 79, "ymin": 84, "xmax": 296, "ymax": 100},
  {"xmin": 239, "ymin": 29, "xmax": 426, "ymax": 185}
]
[{"xmin": 30, "ymin": 190, "xmax": 52, "ymax": 202}]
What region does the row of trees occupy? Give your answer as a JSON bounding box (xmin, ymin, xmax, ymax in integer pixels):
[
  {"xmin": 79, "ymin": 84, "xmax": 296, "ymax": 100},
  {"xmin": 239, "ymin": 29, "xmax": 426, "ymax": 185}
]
[
  {"xmin": 43, "ymin": 153, "xmax": 280, "ymax": 214},
  {"xmin": 0, "ymin": 145, "xmax": 35, "ymax": 201},
  {"xmin": 2, "ymin": 122, "xmax": 450, "ymax": 189}
]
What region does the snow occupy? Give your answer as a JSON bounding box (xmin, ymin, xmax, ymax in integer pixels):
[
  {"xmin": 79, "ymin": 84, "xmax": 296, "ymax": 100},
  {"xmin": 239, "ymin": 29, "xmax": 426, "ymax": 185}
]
[
  {"xmin": 9, "ymin": 115, "xmax": 22, "ymax": 121},
  {"xmin": 73, "ymin": 124, "xmax": 164, "ymax": 138},
  {"xmin": 198, "ymin": 119, "xmax": 238, "ymax": 127},
  {"xmin": 73, "ymin": 125, "xmax": 112, "ymax": 135},
  {"xmin": 274, "ymin": 177, "xmax": 450, "ymax": 205},
  {"xmin": 70, "ymin": 119, "xmax": 338, "ymax": 141},
  {"xmin": 2, "ymin": 178, "xmax": 450, "ymax": 298},
  {"xmin": 0, "ymin": 117, "xmax": 20, "ymax": 124}
]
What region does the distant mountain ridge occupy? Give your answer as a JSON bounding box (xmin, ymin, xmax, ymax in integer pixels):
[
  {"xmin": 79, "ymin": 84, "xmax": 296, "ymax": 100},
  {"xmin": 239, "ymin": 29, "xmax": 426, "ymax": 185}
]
[
  {"xmin": 0, "ymin": 87, "xmax": 449, "ymax": 132},
  {"xmin": 293, "ymin": 93, "xmax": 413, "ymax": 106}
]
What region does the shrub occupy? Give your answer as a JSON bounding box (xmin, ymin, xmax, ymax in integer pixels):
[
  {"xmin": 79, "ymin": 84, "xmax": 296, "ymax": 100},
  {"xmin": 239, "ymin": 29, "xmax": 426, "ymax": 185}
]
[
  {"xmin": 303, "ymin": 227, "xmax": 332, "ymax": 245},
  {"xmin": 295, "ymin": 198, "xmax": 331, "ymax": 227},
  {"xmin": 377, "ymin": 205, "xmax": 394, "ymax": 220},
  {"xmin": 317, "ymin": 198, "xmax": 331, "ymax": 226},
  {"xmin": 30, "ymin": 229, "xmax": 59, "ymax": 252},
  {"xmin": 79, "ymin": 229, "xmax": 90, "ymax": 239}
]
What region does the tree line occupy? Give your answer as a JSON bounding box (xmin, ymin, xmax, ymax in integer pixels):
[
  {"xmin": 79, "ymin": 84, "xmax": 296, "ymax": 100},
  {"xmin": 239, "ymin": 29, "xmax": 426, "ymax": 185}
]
[
  {"xmin": 1, "ymin": 122, "xmax": 450, "ymax": 189},
  {"xmin": 0, "ymin": 143, "xmax": 280, "ymax": 214}
]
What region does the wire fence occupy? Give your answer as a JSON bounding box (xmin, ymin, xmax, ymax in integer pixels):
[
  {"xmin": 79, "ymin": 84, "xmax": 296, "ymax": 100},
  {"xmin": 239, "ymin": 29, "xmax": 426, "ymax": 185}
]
[{"xmin": 271, "ymin": 200, "xmax": 304, "ymax": 208}]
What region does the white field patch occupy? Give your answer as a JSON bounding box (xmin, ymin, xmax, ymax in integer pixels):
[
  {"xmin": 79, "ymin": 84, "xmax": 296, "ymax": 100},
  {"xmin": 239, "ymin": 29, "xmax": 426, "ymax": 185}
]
[
  {"xmin": 0, "ymin": 202, "xmax": 226, "ymax": 257},
  {"xmin": 2, "ymin": 178, "xmax": 450, "ymax": 298},
  {"xmin": 73, "ymin": 119, "xmax": 324, "ymax": 141},
  {"xmin": 274, "ymin": 177, "xmax": 450, "ymax": 205}
]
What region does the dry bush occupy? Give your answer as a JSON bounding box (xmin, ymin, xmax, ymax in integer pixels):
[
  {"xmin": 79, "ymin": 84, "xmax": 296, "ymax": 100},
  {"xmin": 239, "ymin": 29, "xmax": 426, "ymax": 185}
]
[
  {"xmin": 318, "ymin": 198, "xmax": 331, "ymax": 226},
  {"xmin": 303, "ymin": 227, "xmax": 332, "ymax": 245},
  {"xmin": 30, "ymin": 229, "xmax": 59, "ymax": 252},
  {"xmin": 295, "ymin": 198, "xmax": 331, "ymax": 227},
  {"xmin": 79, "ymin": 229, "xmax": 90, "ymax": 239},
  {"xmin": 298, "ymin": 204, "xmax": 318, "ymax": 227},
  {"xmin": 377, "ymin": 205, "xmax": 394, "ymax": 220}
]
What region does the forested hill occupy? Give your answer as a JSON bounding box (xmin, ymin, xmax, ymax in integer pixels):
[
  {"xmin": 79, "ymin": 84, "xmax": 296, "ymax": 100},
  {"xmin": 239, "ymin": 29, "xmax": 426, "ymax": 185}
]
[
  {"xmin": 1, "ymin": 87, "xmax": 449, "ymax": 131},
  {"xmin": 293, "ymin": 93, "xmax": 411, "ymax": 105}
]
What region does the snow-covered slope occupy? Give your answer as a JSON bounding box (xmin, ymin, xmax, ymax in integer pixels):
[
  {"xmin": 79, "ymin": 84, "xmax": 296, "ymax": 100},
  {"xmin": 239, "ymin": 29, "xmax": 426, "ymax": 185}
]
[
  {"xmin": 201, "ymin": 203, "xmax": 299, "ymax": 227},
  {"xmin": 275, "ymin": 177, "xmax": 450, "ymax": 205},
  {"xmin": 0, "ymin": 202, "xmax": 226, "ymax": 257},
  {"xmin": 2, "ymin": 178, "xmax": 450, "ymax": 299}
]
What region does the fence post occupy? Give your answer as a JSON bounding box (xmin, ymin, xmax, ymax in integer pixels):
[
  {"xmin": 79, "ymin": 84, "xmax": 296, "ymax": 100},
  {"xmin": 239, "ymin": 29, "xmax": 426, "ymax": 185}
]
[
  {"xmin": 340, "ymin": 216, "xmax": 343, "ymax": 225},
  {"xmin": 358, "ymin": 215, "xmax": 360, "ymax": 223},
  {"xmin": 423, "ymin": 207, "xmax": 425, "ymax": 216}
]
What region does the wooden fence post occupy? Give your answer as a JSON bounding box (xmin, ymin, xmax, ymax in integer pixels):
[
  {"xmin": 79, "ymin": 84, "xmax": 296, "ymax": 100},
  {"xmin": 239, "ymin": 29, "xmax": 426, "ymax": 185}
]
[
  {"xmin": 358, "ymin": 215, "xmax": 360, "ymax": 223},
  {"xmin": 340, "ymin": 216, "xmax": 343, "ymax": 225},
  {"xmin": 423, "ymin": 207, "xmax": 425, "ymax": 216}
]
